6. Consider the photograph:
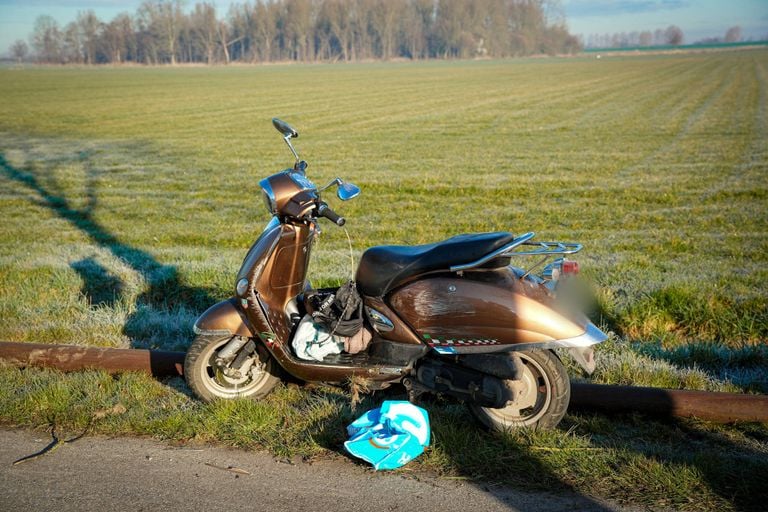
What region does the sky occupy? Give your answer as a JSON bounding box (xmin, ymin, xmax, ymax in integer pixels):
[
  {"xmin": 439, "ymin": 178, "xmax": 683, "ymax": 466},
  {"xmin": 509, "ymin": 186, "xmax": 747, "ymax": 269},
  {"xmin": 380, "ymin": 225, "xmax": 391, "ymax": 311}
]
[
  {"xmin": 1, "ymin": 0, "xmax": 767, "ymax": 56},
  {"xmin": 563, "ymin": 0, "xmax": 768, "ymax": 42}
]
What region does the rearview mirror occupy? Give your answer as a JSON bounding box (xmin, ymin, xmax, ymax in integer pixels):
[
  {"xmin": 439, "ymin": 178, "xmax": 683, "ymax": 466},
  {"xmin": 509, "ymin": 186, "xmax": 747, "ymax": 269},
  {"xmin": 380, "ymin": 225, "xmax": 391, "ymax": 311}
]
[
  {"xmin": 337, "ymin": 182, "xmax": 361, "ymax": 201},
  {"xmin": 272, "ymin": 118, "xmax": 298, "ymax": 139}
]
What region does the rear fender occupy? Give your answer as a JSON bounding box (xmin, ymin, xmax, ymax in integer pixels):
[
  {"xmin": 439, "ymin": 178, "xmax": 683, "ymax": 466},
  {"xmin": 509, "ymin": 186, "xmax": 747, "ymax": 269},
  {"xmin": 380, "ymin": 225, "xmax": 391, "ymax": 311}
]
[{"xmin": 193, "ymin": 298, "xmax": 254, "ymax": 338}]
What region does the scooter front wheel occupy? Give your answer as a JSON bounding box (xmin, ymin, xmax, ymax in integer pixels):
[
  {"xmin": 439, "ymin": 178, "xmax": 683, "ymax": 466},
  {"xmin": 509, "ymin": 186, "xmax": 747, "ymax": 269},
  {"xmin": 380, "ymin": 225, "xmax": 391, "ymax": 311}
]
[
  {"xmin": 470, "ymin": 350, "xmax": 570, "ymax": 430},
  {"xmin": 184, "ymin": 335, "xmax": 280, "ymax": 402}
]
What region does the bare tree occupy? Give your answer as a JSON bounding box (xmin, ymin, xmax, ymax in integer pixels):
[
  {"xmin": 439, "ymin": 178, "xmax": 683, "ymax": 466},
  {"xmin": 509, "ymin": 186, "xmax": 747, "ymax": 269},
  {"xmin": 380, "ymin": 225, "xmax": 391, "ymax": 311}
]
[
  {"xmin": 139, "ymin": 0, "xmax": 184, "ymax": 64},
  {"xmin": 135, "ymin": 7, "xmax": 159, "ymax": 64},
  {"xmin": 226, "ymin": 3, "xmax": 250, "ymax": 62},
  {"xmin": 219, "ymin": 19, "xmax": 243, "ymax": 64},
  {"xmin": 284, "ymin": 0, "xmax": 315, "ymax": 61},
  {"xmin": 191, "ymin": 2, "xmax": 219, "ymax": 64},
  {"xmin": 324, "ymin": 0, "xmax": 353, "ymax": 61},
  {"xmin": 252, "ymin": 1, "xmax": 280, "ymax": 62},
  {"xmin": 162, "ymin": 0, "xmax": 184, "ymax": 64},
  {"xmin": 10, "ymin": 40, "xmax": 29, "ymax": 63},
  {"xmin": 102, "ymin": 13, "xmax": 134, "ymax": 63},
  {"xmin": 724, "ymin": 26, "xmax": 742, "ymax": 43},
  {"xmin": 32, "ymin": 15, "xmax": 63, "ymax": 63},
  {"xmin": 509, "ymin": 0, "xmax": 548, "ymax": 55},
  {"xmin": 402, "ymin": 0, "xmax": 432, "ymax": 59},
  {"xmin": 351, "ymin": 0, "xmax": 374, "ymax": 61},
  {"xmin": 78, "ymin": 10, "xmax": 101, "ymax": 64},
  {"xmin": 664, "ymin": 25, "xmax": 684, "ymax": 45},
  {"xmin": 62, "ymin": 21, "xmax": 83, "ymax": 63},
  {"xmin": 369, "ymin": 0, "xmax": 403, "ymax": 59}
]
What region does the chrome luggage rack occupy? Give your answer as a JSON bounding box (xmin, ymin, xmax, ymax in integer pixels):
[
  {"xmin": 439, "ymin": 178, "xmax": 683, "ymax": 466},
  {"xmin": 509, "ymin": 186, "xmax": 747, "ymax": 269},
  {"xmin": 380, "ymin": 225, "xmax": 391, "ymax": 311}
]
[{"xmin": 450, "ymin": 232, "xmax": 582, "ymax": 272}]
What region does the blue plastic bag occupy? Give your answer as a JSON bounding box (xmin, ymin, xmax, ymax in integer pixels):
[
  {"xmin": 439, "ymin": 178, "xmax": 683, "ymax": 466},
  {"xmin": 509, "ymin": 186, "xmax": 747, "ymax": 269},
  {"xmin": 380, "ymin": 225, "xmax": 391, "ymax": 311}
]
[{"xmin": 344, "ymin": 400, "xmax": 430, "ymax": 470}]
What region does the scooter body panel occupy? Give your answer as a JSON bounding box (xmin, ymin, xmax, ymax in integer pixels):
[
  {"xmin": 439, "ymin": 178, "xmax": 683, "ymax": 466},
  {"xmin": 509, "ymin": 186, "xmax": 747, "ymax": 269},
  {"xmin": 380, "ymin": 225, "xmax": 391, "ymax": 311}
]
[
  {"xmin": 225, "ymin": 219, "xmax": 412, "ymax": 384},
  {"xmin": 233, "ymin": 220, "xmax": 313, "ymax": 343},
  {"xmin": 388, "ymin": 268, "xmax": 586, "ymax": 354},
  {"xmin": 362, "ymin": 296, "xmax": 423, "ymax": 345}
]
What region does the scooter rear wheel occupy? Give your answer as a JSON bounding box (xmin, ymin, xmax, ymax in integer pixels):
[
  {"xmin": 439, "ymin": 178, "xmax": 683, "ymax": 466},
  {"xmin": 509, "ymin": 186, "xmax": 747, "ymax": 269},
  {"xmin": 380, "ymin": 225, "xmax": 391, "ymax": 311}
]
[
  {"xmin": 184, "ymin": 334, "xmax": 280, "ymax": 402},
  {"xmin": 470, "ymin": 350, "xmax": 570, "ymax": 430}
]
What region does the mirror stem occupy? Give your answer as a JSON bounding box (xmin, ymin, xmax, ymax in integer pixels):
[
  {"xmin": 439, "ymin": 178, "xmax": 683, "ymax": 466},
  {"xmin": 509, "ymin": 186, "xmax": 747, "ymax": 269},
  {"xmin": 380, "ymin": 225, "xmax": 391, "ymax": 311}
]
[
  {"xmin": 284, "ymin": 135, "xmax": 299, "ymax": 162},
  {"xmin": 318, "ymin": 178, "xmax": 342, "ymax": 192}
]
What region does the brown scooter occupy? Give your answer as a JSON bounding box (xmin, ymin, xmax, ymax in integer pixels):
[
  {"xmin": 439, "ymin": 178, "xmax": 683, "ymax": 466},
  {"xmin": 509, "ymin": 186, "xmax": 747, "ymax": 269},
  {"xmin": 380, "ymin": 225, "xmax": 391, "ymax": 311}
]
[{"xmin": 184, "ymin": 119, "xmax": 607, "ymax": 430}]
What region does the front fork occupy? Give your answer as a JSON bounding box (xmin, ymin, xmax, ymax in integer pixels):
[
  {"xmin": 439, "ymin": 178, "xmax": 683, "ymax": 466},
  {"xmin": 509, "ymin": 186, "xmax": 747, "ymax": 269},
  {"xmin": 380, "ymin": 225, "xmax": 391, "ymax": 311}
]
[
  {"xmin": 192, "ymin": 297, "xmax": 271, "ymax": 379},
  {"xmin": 213, "ymin": 336, "xmax": 258, "ymax": 379}
]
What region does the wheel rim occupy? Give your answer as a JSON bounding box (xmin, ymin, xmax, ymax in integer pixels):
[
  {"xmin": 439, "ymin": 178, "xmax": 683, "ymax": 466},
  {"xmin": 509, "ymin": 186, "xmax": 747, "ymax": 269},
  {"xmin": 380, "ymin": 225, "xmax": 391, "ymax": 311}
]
[
  {"xmin": 484, "ymin": 352, "xmax": 552, "ymax": 427},
  {"xmin": 198, "ymin": 338, "xmax": 271, "ymax": 398}
]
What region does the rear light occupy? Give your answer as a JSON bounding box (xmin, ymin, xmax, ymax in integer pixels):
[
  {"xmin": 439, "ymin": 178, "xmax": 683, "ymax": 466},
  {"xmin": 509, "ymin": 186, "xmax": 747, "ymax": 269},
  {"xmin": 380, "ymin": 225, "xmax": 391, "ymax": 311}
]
[{"xmin": 562, "ymin": 259, "xmax": 579, "ymax": 275}]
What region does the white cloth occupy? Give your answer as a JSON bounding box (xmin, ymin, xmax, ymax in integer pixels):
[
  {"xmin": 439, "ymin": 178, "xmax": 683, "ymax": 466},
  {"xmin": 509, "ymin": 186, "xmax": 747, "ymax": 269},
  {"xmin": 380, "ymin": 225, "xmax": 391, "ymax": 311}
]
[{"xmin": 292, "ymin": 315, "xmax": 344, "ymax": 361}]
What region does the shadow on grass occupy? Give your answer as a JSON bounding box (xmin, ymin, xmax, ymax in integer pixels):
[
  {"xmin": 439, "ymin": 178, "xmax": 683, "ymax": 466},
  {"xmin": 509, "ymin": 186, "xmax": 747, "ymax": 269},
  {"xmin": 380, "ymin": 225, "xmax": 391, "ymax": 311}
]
[
  {"xmin": 70, "ymin": 256, "xmax": 124, "ymax": 309},
  {"xmin": 634, "ymin": 341, "xmax": 768, "ymax": 394},
  {"xmin": 304, "ymin": 385, "xmax": 616, "ymax": 511},
  {"xmin": 0, "ymin": 147, "xmax": 214, "ymax": 350},
  {"xmin": 569, "ymin": 405, "xmax": 768, "ymax": 512},
  {"xmin": 302, "ymin": 362, "xmax": 767, "ymax": 510},
  {"xmin": 668, "ymin": 420, "xmax": 768, "ymax": 512}
]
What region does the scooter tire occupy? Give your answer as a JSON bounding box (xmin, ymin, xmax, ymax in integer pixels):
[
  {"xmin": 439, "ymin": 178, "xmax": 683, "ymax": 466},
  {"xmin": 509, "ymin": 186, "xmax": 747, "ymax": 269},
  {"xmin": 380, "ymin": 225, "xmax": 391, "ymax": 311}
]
[
  {"xmin": 470, "ymin": 350, "xmax": 570, "ymax": 431},
  {"xmin": 184, "ymin": 334, "xmax": 280, "ymax": 402}
]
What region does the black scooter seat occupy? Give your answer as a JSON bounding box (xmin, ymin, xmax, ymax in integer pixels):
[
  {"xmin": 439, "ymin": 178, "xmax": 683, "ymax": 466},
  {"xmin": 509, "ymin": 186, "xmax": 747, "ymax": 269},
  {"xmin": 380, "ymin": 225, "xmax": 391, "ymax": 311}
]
[{"xmin": 356, "ymin": 232, "xmax": 515, "ymax": 297}]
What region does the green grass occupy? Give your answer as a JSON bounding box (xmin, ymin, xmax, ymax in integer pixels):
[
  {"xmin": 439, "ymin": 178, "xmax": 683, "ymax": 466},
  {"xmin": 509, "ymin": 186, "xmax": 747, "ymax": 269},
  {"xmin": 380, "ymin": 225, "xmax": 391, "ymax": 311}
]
[{"xmin": 1, "ymin": 51, "xmax": 767, "ymax": 509}]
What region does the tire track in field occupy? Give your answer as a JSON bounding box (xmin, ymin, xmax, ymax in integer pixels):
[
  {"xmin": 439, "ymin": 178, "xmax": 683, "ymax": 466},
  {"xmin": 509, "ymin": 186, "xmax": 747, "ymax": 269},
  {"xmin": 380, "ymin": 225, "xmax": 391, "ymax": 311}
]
[
  {"xmin": 491, "ymin": 58, "xmax": 727, "ymax": 177},
  {"xmin": 403, "ymin": 58, "xmax": 708, "ymax": 143},
  {"xmin": 703, "ymin": 54, "xmax": 768, "ymax": 201},
  {"xmin": 313, "ymin": 59, "xmax": 719, "ymax": 180},
  {"xmin": 303, "ymin": 62, "xmax": 663, "ymax": 133},
  {"xmin": 187, "ymin": 60, "xmax": 677, "ymax": 142},
  {"xmin": 314, "ymin": 74, "xmax": 586, "ymax": 129},
  {"xmin": 613, "ymin": 57, "xmax": 738, "ymax": 181},
  {"xmin": 471, "ymin": 58, "xmax": 702, "ymax": 128},
  {"xmin": 422, "ymin": 62, "xmax": 676, "ymax": 125},
  {"xmin": 343, "ymin": 61, "xmax": 708, "ymax": 195},
  {"xmin": 342, "ymin": 71, "xmax": 631, "ymax": 136},
  {"xmin": 739, "ymin": 56, "xmax": 768, "ymax": 167},
  {"xmin": 535, "ymin": 58, "xmax": 709, "ymax": 134}
]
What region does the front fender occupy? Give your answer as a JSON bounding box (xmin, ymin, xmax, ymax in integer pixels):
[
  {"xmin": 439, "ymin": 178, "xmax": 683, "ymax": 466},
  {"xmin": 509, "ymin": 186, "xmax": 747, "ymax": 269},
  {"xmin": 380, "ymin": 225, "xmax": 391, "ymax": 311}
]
[{"xmin": 193, "ymin": 298, "xmax": 254, "ymax": 338}]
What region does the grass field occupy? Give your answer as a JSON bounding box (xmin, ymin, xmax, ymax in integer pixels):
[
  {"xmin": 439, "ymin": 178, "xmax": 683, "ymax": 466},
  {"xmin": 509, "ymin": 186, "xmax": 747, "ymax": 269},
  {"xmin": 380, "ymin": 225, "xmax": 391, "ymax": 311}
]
[{"xmin": 1, "ymin": 51, "xmax": 767, "ymax": 510}]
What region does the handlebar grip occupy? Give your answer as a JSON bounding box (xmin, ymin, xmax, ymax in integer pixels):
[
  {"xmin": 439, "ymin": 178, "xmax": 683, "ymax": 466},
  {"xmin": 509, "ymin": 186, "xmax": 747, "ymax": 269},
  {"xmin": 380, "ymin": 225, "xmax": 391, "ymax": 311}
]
[{"xmin": 317, "ymin": 203, "xmax": 346, "ymax": 226}]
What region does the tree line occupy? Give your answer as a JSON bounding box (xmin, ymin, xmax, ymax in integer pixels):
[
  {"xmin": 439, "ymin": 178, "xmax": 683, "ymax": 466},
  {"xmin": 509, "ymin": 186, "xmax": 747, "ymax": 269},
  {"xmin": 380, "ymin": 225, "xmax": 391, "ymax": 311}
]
[
  {"xmin": 584, "ymin": 25, "xmax": 746, "ymax": 50},
  {"xmin": 584, "ymin": 25, "xmax": 684, "ymax": 49},
  {"xmin": 9, "ymin": 0, "xmax": 580, "ymax": 65}
]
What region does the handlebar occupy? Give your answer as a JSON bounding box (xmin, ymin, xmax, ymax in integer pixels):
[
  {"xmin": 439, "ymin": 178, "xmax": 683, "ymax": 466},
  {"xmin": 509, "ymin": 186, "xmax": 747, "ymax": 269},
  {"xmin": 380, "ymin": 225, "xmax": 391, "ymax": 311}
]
[{"xmin": 317, "ymin": 202, "xmax": 345, "ymax": 226}]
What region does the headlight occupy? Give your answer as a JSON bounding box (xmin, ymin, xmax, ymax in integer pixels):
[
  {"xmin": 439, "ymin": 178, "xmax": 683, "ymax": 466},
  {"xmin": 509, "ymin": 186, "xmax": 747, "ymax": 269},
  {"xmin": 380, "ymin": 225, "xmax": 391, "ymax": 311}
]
[{"xmin": 259, "ymin": 178, "xmax": 277, "ymax": 214}]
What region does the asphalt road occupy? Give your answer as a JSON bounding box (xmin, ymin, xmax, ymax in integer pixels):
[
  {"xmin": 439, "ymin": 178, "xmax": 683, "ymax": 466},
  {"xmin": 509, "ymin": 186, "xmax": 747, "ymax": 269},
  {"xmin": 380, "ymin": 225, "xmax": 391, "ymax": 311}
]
[{"xmin": 0, "ymin": 428, "xmax": 630, "ymax": 511}]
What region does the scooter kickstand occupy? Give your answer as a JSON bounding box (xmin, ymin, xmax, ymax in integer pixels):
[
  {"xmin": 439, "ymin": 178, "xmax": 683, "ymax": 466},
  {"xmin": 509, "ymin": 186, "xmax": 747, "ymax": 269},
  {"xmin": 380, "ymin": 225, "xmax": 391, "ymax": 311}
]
[{"xmin": 403, "ymin": 377, "xmax": 426, "ymax": 404}]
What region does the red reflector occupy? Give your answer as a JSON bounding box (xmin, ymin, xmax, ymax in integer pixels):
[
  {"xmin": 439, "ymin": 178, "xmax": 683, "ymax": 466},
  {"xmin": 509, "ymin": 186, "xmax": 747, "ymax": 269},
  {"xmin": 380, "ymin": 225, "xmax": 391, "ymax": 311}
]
[{"xmin": 562, "ymin": 260, "xmax": 579, "ymax": 275}]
